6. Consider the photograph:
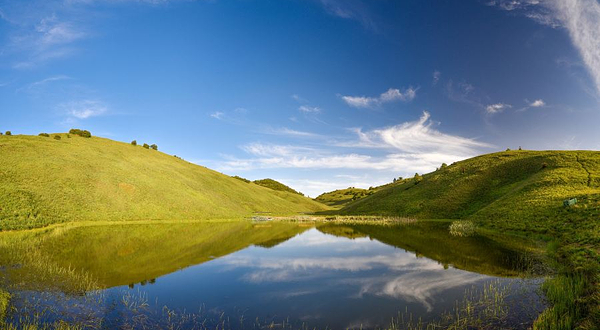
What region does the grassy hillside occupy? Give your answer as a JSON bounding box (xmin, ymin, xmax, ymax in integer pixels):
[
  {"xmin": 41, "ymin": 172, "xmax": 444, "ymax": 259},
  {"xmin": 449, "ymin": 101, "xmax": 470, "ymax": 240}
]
[
  {"xmin": 0, "ymin": 134, "xmax": 328, "ymax": 230},
  {"xmin": 315, "ymin": 187, "xmax": 374, "ymax": 208},
  {"xmin": 252, "ymin": 178, "xmax": 304, "ymax": 196},
  {"xmin": 340, "ymin": 150, "xmax": 598, "ymax": 226},
  {"xmin": 338, "ymin": 150, "xmax": 600, "ymax": 267},
  {"xmin": 337, "ymin": 150, "xmax": 600, "ymax": 328}
]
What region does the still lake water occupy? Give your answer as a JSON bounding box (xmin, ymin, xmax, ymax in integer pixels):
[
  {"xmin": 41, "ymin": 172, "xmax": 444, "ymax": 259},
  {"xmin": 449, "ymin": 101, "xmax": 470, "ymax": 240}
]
[{"xmin": 1, "ymin": 221, "xmax": 546, "ymax": 329}]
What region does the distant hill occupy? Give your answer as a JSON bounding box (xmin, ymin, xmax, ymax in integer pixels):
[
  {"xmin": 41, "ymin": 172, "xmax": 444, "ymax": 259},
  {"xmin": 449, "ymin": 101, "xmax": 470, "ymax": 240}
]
[
  {"xmin": 338, "ymin": 150, "xmax": 600, "ymax": 233},
  {"xmin": 0, "ymin": 134, "xmax": 329, "ymax": 230},
  {"xmin": 252, "ymin": 178, "xmax": 304, "ymax": 196},
  {"xmin": 315, "ymin": 187, "xmax": 374, "ymax": 208}
]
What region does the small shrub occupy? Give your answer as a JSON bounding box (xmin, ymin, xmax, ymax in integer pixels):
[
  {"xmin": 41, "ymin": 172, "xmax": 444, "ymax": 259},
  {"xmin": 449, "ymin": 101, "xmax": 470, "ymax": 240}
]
[
  {"xmin": 39, "ymin": 133, "xmax": 50, "ymax": 137},
  {"xmin": 68, "ymin": 128, "xmax": 91, "ymax": 138},
  {"xmin": 0, "ymin": 132, "xmax": 3, "ymax": 135},
  {"xmin": 518, "ymin": 146, "xmax": 523, "ymax": 150},
  {"xmin": 506, "ymin": 148, "xmax": 511, "ymax": 151},
  {"xmin": 233, "ymin": 176, "xmax": 250, "ymax": 183},
  {"xmin": 5, "ymin": 131, "xmax": 11, "ymax": 136},
  {"xmin": 413, "ymin": 173, "xmax": 422, "ymax": 184},
  {"xmin": 541, "ymin": 162, "xmax": 548, "ymax": 169},
  {"xmin": 131, "ymin": 140, "xmax": 137, "ymax": 146},
  {"xmin": 53, "ymin": 135, "xmax": 61, "ymax": 140},
  {"xmin": 440, "ymin": 163, "xmax": 448, "ymax": 169},
  {"xmin": 150, "ymin": 144, "xmax": 158, "ymax": 151},
  {"xmin": 143, "ymin": 143, "xmax": 150, "ymax": 149},
  {"xmin": 66, "ymin": 134, "xmax": 71, "ymax": 138}
]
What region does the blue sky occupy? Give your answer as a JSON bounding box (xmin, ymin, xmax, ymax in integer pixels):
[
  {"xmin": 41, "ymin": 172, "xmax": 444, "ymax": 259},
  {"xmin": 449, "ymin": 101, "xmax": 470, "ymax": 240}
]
[{"xmin": 1, "ymin": 0, "xmax": 600, "ymax": 197}]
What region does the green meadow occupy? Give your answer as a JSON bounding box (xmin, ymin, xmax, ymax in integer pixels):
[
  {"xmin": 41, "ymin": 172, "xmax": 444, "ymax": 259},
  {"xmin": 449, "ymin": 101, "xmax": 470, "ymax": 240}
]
[
  {"xmin": 0, "ymin": 134, "xmax": 598, "ymax": 329},
  {"xmin": 0, "ymin": 134, "xmax": 329, "ymax": 231}
]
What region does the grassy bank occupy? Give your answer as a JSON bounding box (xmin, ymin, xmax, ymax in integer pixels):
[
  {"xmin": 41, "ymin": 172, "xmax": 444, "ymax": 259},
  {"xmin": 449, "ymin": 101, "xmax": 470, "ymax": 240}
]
[
  {"xmin": 0, "ymin": 134, "xmax": 329, "ymax": 231},
  {"xmin": 334, "ymin": 150, "xmax": 599, "ymax": 328}
]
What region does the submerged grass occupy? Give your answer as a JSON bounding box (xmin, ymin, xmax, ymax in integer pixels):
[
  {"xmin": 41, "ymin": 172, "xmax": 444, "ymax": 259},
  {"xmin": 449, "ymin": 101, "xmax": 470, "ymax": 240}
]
[{"xmin": 0, "ymin": 289, "xmax": 9, "ymax": 327}]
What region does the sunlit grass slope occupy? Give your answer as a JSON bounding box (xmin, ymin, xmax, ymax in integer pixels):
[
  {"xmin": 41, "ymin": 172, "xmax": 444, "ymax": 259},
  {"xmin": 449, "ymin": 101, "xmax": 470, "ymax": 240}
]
[
  {"xmin": 253, "ymin": 178, "xmax": 304, "ymax": 196},
  {"xmin": 340, "ymin": 150, "xmax": 599, "ymax": 231},
  {"xmin": 0, "ymin": 134, "xmax": 328, "ymax": 230},
  {"xmin": 315, "ymin": 187, "xmax": 374, "ymax": 208}
]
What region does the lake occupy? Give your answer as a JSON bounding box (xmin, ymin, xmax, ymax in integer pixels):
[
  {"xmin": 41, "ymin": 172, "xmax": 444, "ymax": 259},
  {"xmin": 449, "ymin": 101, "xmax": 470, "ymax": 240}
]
[{"xmin": 0, "ymin": 221, "xmax": 546, "ymax": 329}]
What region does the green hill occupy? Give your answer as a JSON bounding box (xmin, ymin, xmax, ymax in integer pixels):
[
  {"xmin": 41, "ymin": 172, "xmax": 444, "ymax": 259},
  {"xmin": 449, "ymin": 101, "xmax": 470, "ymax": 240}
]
[
  {"xmin": 252, "ymin": 178, "xmax": 304, "ymax": 196},
  {"xmin": 315, "ymin": 187, "xmax": 374, "ymax": 208},
  {"xmin": 339, "ymin": 150, "xmax": 599, "ymax": 230},
  {"xmin": 0, "ymin": 134, "xmax": 329, "ymax": 230}
]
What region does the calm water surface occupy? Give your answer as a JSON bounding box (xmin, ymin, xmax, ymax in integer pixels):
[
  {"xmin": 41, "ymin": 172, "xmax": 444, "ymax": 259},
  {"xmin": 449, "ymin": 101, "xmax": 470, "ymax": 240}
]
[{"xmin": 0, "ymin": 221, "xmax": 546, "ymax": 329}]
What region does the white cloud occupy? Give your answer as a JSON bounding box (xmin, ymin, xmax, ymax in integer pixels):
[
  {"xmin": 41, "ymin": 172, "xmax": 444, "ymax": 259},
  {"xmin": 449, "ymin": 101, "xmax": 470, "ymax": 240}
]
[
  {"xmin": 218, "ymin": 112, "xmax": 492, "ymax": 180},
  {"xmin": 210, "ymin": 111, "xmax": 224, "ymax": 120},
  {"xmin": 265, "ymin": 127, "xmax": 322, "ymax": 138},
  {"xmin": 340, "ymin": 87, "xmax": 417, "ymax": 108},
  {"xmin": 298, "ymin": 105, "xmax": 321, "ymax": 113},
  {"xmin": 60, "ymin": 100, "xmax": 107, "ymax": 119},
  {"xmin": 485, "ymin": 103, "xmax": 512, "ymax": 114},
  {"xmin": 530, "ymin": 99, "xmax": 545, "ymax": 107},
  {"xmin": 353, "ymin": 111, "xmax": 493, "ymax": 154},
  {"xmin": 341, "ymin": 95, "xmax": 375, "ymax": 108}
]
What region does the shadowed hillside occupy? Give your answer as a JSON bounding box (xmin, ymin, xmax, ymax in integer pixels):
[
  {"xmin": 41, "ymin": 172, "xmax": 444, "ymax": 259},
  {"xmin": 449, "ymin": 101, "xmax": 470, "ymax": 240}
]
[
  {"xmin": 0, "ymin": 134, "xmax": 328, "ymax": 230},
  {"xmin": 252, "ymin": 178, "xmax": 304, "ymax": 196}
]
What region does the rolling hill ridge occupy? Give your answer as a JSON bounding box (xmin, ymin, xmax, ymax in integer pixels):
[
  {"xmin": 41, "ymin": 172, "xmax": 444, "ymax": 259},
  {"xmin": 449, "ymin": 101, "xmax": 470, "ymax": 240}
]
[{"xmin": 0, "ymin": 134, "xmax": 328, "ymax": 230}]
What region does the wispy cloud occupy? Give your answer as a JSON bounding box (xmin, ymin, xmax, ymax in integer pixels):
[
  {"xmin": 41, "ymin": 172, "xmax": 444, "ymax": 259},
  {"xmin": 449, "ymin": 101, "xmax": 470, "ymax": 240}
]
[
  {"xmin": 550, "ymin": 0, "xmax": 600, "ymax": 95},
  {"xmin": 317, "ymin": 0, "xmax": 377, "ymax": 30},
  {"xmin": 18, "ymin": 75, "xmax": 72, "ymax": 92},
  {"xmin": 444, "ymin": 80, "xmax": 485, "ymax": 109},
  {"xmin": 218, "ymin": 112, "xmax": 492, "ymax": 176},
  {"xmin": 489, "ymin": 0, "xmax": 600, "ymax": 95},
  {"xmin": 210, "ymin": 111, "xmax": 224, "ymax": 120},
  {"xmin": 264, "ymin": 127, "xmax": 322, "ymax": 138},
  {"xmin": 291, "ymin": 94, "xmax": 308, "ymax": 103},
  {"xmin": 517, "ymin": 98, "xmax": 547, "ymax": 112},
  {"xmin": 60, "ymin": 99, "xmax": 107, "ymax": 119},
  {"xmin": 340, "ymin": 87, "xmax": 417, "ymax": 108},
  {"xmin": 9, "ymin": 14, "xmax": 87, "ymax": 68},
  {"xmin": 298, "ymin": 105, "xmax": 321, "ymax": 113},
  {"xmin": 351, "ymin": 111, "xmax": 493, "ymax": 154},
  {"xmin": 485, "ymin": 103, "xmax": 512, "ymax": 114}
]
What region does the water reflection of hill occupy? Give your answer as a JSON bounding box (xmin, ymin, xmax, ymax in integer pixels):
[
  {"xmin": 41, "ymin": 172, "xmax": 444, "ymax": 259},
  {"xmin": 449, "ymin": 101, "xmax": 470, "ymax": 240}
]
[
  {"xmin": 0, "ymin": 221, "xmax": 308, "ymax": 289},
  {"xmin": 317, "ymin": 222, "xmax": 541, "ymax": 277}
]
